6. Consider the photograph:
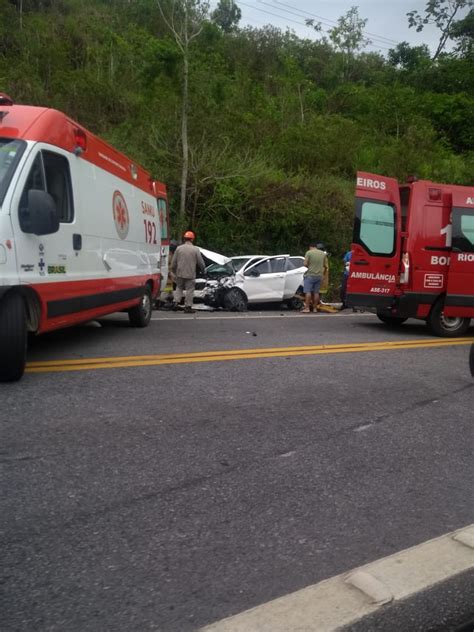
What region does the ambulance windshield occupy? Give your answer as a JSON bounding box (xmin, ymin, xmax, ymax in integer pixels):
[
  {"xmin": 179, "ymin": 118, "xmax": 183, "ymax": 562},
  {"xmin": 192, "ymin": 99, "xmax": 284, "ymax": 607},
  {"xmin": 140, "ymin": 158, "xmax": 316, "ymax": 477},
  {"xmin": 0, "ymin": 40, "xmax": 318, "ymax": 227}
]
[{"xmin": 0, "ymin": 138, "xmax": 26, "ymax": 206}]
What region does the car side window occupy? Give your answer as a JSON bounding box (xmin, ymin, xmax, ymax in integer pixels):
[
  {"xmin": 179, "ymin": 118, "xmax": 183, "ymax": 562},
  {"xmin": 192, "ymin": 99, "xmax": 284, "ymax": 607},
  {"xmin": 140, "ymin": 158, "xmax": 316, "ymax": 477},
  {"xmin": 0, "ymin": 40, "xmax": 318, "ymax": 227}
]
[
  {"xmin": 287, "ymin": 257, "xmax": 304, "ymax": 270},
  {"xmin": 245, "ymin": 259, "xmax": 271, "ymax": 276},
  {"xmin": 269, "ymin": 258, "xmax": 285, "ymax": 273},
  {"xmin": 19, "ymin": 151, "xmax": 74, "ymax": 229}
]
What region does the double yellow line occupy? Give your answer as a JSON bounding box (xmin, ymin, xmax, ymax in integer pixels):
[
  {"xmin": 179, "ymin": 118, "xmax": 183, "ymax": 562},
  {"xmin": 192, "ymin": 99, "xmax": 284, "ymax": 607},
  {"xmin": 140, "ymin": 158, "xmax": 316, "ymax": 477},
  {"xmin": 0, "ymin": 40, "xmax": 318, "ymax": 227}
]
[{"xmin": 26, "ymin": 337, "xmax": 474, "ymax": 374}]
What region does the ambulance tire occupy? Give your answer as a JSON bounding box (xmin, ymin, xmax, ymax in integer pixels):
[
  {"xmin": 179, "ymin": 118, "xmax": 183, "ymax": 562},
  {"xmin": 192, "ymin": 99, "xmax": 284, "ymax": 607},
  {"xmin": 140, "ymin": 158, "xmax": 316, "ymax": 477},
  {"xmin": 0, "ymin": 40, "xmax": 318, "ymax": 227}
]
[
  {"xmin": 0, "ymin": 292, "xmax": 27, "ymax": 382},
  {"xmin": 223, "ymin": 288, "xmax": 248, "ymax": 312},
  {"xmin": 376, "ymin": 313, "xmax": 407, "ymax": 327},
  {"xmin": 427, "ymin": 299, "xmax": 470, "ymax": 338},
  {"xmin": 128, "ymin": 287, "xmax": 152, "ymax": 328}
]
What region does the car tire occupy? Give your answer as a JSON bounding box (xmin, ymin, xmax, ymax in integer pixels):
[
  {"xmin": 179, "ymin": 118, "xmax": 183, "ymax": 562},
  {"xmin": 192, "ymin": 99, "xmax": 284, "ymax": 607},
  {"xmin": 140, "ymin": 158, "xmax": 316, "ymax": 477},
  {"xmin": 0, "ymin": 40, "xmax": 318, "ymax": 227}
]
[
  {"xmin": 286, "ymin": 296, "xmax": 304, "ymax": 310},
  {"xmin": 223, "ymin": 288, "xmax": 248, "ymax": 312},
  {"xmin": 427, "ymin": 298, "xmax": 470, "ymax": 337},
  {"xmin": 128, "ymin": 286, "xmax": 152, "ymax": 327},
  {"xmin": 0, "ymin": 292, "xmax": 27, "ymax": 382},
  {"xmin": 376, "ymin": 312, "xmax": 408, "ymax": 327}
]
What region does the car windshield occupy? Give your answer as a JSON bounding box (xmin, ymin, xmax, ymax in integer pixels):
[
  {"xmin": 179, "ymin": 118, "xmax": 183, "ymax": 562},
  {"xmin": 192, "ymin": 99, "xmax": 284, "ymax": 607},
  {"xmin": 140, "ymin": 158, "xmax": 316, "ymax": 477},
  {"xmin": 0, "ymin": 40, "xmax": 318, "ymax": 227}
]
[
  {"xmin": 0, "ymin": 138, "xmax": 26, "ymax": 206},
  {"xmin": 205, "ymin": 262, "xmax": 235, "ymax": 278}
]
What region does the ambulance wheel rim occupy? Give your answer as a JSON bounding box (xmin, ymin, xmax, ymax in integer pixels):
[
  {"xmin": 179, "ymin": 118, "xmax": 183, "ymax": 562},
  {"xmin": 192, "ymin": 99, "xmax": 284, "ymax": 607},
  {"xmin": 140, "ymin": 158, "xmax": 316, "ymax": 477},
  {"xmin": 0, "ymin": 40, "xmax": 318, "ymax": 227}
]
[
  {"xmin": 142, "ymin": 291, "xmax": 152, "ymax": 318},
  {"xmin": 440, "ymin": 313, "xmax": 463, "ymax": 330}
]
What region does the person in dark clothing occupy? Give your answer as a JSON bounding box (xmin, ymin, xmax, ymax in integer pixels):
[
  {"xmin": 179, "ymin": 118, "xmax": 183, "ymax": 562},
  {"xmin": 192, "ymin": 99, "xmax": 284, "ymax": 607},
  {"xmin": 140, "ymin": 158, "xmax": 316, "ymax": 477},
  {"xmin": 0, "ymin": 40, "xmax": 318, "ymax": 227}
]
[{"xmin": 339, "ymin": 250, "xmax": 352, "ymax": 310}]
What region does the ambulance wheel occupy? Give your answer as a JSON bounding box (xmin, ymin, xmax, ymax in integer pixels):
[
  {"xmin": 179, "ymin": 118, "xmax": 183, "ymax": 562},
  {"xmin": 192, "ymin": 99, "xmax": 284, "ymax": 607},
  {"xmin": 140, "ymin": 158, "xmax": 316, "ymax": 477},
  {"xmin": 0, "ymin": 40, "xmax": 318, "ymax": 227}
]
[
  {"xmin": 128, "ymin": 287, "xmax": 152, "ymax": 328},
  {"xmin": 223, "ymin": 288, "xmax": 248, "ymax": 312},
  {"xmin": 0, "ymin": 292, "xmax": 27, "ymax": 382},
  {"xmin": 376, "ymin": 313, "xmax": 407, "ymax": 327},
  {"xmin": 427, "ymin": 299, "xmax": 470, "ymax": 337}
]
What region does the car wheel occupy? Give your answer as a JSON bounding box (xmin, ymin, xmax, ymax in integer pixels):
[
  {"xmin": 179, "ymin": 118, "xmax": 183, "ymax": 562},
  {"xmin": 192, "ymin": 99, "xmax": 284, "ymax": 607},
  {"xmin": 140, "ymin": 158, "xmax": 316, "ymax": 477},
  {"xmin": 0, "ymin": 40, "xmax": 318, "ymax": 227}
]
[
  {"xmin": 128, "ymin": 286, "xmax": 153, "ymax": 327},
  {"xmin": 223, "ymin": 288, "xmax": 248, "ymax": 312},
  {"xmin": 376, "ymin": 312, "xmax": 407, "ymax": 327},
  {"xmin": 427, "ymin": 298, "xmax": 470, "ymax": 337},
  {"xmin": 0, "ymin": 292, "xmax": 27, "ymax": 382},
  {"xmin": 286, "ymin": 296, "xmax": 304, "ymax": 310}
]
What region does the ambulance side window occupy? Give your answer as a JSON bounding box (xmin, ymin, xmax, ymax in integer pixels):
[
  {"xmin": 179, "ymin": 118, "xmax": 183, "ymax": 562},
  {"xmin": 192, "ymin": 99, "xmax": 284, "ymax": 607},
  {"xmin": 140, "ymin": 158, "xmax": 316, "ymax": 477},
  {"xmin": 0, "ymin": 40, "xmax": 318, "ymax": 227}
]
[
  {"xmin": 43, "ymin": 151, "xmax": 74, "ymax": 223},
  {"xmin": 452, "ymin": 210, "xmax": 474, "ymax": 253},
  {"xmin": 158, "ymin": 198, "xmax": 168, "ymax": 239},
  {"xmin": 19, "ymin": 151, "xmax": 74, "ymax": 229}
]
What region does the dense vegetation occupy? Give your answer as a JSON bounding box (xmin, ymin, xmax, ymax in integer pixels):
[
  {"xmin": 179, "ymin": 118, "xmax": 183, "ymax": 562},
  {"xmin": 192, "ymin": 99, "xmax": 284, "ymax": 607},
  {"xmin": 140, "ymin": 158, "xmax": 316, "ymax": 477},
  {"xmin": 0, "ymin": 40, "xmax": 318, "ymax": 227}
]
[{"xmin": 1, "ymin": 0, "xmax": 473, "ymax": 261}]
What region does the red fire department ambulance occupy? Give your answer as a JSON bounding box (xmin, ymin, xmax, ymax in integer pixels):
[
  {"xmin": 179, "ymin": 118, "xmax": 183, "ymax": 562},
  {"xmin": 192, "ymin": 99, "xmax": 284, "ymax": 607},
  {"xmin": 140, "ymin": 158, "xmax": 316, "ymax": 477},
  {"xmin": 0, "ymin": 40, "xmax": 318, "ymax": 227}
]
[
  {"xmin": 347, "ymin": 171, "xmax": 474, "ymax": 337},
  {"xmin": 0, "ymin": 94, "xmax": 170, "ymax": 381}
]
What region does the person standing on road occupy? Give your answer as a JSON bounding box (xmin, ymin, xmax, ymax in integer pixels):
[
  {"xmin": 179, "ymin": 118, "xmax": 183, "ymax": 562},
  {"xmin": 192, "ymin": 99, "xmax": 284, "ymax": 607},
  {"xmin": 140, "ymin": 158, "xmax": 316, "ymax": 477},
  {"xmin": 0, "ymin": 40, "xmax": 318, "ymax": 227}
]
[
  {"xmin": 302, "ymin": 241, "xmax": 328, "ymax": 313},
  {"xmin": 339, "ymin": 249, "xmax": 352, "ymax": 310},
  {"xmin": 171, "ymin": 231, "xmax": 205, "ymax": 314}
]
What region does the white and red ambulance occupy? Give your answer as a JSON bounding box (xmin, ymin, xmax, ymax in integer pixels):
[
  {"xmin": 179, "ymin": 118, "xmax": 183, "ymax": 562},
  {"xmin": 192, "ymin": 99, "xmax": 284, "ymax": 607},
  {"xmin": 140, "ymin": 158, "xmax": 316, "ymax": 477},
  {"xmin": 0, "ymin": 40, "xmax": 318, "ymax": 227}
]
[
  {"xmin": 347, "ymin": 171, "xmax": 474, "ymax": 337},
  {"xmin": 0, "ymin": 94, "xmax": 169, "ymax": 381}
]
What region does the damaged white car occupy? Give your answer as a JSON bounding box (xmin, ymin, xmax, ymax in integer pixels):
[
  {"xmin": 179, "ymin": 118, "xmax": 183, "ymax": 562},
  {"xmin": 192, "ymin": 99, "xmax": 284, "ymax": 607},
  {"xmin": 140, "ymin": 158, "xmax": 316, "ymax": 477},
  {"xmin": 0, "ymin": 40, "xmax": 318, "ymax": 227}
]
[{"xmin": 196, "ymin": 249, "xmax": 306, "ymax": 311}]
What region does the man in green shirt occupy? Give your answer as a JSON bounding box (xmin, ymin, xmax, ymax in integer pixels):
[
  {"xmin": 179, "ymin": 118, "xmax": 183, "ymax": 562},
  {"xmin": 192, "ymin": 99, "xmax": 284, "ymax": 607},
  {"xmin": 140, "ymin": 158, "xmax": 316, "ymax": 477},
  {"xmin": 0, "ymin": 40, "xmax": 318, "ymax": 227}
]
[{"xmin": 302, "ymin": 241, "xmax": 328, "ymax": 313}]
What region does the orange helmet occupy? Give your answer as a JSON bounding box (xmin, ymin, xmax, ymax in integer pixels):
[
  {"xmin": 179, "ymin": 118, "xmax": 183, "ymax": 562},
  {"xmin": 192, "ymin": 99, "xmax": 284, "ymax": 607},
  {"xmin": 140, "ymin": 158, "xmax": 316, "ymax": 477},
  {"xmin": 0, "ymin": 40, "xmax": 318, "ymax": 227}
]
[{"xmin": 183, "ymin": 230, "xmax": 195, "ymax": 240}]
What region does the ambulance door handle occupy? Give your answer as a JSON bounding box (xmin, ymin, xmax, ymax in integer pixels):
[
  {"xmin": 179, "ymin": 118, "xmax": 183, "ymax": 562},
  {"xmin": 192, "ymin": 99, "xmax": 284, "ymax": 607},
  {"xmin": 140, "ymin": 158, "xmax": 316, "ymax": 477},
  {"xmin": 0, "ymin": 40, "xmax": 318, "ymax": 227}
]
[
  {"xmin": 353, "ymin": 260, "xmax": 369, "ymax": 266},
  {"xmin": 73, "ymin": 234, "xmax": 82, "ymax": 250}
]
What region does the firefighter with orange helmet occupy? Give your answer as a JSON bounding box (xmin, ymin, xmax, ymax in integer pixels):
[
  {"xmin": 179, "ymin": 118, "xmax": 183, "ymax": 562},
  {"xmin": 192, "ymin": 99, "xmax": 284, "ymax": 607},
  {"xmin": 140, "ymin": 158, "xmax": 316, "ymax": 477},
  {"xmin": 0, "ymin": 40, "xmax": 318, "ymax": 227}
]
[{"xmin": 171, "ymin": 230, "xmax": 205, "ymax": 313}]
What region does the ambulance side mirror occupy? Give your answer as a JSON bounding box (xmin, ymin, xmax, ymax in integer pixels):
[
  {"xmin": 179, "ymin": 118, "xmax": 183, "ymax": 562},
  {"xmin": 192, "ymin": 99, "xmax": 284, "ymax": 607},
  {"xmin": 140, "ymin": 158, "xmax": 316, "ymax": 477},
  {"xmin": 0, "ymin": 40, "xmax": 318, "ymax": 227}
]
[{"xmin": 27, "ymin": 190, "xmax": 60, "ymax": 236}]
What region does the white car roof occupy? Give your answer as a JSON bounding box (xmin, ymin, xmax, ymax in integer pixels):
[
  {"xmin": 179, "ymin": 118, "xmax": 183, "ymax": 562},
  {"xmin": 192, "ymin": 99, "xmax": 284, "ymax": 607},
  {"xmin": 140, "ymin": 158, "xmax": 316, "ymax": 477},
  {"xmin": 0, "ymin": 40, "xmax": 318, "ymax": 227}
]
[{"xmin": 230, "ymin": 254, "xmax": 291, "ymax": 260}]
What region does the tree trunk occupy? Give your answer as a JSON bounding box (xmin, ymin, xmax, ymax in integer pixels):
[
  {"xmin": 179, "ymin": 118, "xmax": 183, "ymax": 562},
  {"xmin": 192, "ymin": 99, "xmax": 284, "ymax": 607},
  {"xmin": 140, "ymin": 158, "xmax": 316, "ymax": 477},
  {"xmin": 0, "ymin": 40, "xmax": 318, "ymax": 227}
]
[
  {"xmin": 297, "ymin": 83, "xmax": 304, "ymax": 123},
  {"xmin": 179, "ymin": 6, "xmax": 190, "ymax": 227},
  {"xmin": 180, "ymin": 52, "xmax": 189, "ymax": 225}
]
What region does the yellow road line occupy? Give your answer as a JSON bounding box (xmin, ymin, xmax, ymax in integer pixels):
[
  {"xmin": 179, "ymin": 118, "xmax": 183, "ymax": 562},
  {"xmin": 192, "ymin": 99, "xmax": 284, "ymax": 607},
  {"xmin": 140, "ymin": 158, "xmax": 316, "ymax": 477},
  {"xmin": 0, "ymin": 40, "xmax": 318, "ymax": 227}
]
[{"xmin": 25, "ymin": 337, "xmax": 474, "ymax": 374}]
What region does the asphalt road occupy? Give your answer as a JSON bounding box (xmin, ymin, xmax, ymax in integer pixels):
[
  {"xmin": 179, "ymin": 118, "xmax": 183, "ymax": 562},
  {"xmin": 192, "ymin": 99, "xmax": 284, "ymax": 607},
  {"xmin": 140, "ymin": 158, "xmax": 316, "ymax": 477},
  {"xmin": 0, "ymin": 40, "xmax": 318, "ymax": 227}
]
[{"xmin": 1, "ymin": 310, "xmax": 473, "ymax": 631}]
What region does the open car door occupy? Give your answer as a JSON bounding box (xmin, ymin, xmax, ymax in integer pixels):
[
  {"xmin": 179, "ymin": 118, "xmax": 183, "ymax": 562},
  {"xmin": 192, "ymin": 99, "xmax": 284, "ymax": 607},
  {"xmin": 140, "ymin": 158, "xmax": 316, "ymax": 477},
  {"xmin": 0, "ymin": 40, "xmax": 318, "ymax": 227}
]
[
  {"xmin": 347, "ymin": 172, "xmax": 402, "ymax": 310},
  {"xmin": 444, "ymin": 190, "xmax": 474, "ymax": 318}
]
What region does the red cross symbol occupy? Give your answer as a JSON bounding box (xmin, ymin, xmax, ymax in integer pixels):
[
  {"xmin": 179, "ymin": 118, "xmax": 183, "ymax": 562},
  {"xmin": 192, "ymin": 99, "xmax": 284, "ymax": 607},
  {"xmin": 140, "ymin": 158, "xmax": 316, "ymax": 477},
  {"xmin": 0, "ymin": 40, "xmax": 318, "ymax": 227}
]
[{"xmin": 116, "ymin": 200, "xmax": 127, "ymax": 229}]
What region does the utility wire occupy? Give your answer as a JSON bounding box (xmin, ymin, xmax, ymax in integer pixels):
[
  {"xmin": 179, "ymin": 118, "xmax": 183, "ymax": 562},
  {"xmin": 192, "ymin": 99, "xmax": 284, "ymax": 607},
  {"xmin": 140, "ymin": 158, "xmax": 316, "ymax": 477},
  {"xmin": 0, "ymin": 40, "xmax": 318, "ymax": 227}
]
[
  {"xmin": 272, "ymin": 0, "xmax": 400, "ymax": 45},
  {"xmin": 238, "ymin": 0, "xmax": 394, "ymax": 51}
]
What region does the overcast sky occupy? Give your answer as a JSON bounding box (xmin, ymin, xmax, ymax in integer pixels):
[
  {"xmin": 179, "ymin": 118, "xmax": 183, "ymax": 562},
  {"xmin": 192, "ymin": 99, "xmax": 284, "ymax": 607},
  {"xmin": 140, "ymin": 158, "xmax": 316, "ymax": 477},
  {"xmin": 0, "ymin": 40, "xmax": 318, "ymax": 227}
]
[{"xmin": 209, "ymin": 0, "xmax": 468, "ymax": 55}]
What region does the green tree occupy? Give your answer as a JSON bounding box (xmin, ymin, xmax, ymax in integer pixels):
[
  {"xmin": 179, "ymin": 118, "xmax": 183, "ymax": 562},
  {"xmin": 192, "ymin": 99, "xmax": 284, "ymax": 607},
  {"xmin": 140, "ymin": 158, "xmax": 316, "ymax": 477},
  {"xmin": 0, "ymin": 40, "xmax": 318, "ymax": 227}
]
[
  {"xmin": 211, "ymin": 0, "xmax": 241, "ymax": 33},
  {"xmin": 328, "ymin": 6, "xmax": 371, "ymax": 80},
  {"xmin": 407, "ymin": 0, "xmax": 471, "ymax": 60},
  {"xmin": 157, "ymin": 0, "xmax": 210, "ymax": 226}
]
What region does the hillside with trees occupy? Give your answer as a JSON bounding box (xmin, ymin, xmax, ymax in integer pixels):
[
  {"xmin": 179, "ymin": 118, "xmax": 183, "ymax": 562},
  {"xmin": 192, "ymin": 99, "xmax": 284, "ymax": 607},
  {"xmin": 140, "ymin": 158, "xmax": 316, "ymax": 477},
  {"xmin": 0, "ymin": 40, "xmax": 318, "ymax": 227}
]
[{"xmin": 1, "ymin": 0, "xmax": 473, "ymax": 258}]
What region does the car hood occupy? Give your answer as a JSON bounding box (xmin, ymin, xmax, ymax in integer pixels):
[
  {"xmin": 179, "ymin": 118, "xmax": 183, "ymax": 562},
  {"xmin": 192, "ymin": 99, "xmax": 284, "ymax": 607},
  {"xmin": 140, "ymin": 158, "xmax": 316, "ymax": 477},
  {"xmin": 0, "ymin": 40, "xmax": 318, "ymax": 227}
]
[{"xmin": 199, "ymin": 248, "xmax": 230, "ymax": 266}]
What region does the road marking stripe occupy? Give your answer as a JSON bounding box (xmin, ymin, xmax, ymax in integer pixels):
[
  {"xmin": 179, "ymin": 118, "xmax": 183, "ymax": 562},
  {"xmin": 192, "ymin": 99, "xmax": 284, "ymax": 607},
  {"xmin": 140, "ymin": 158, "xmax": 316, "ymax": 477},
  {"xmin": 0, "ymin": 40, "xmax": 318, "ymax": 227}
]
[
  {"xmin": 200, "ymin": 524, "xmax": 474, "ymax": 632},
  {"xmin": 25, "ymin": 338, "xmax": 474, "ymax": 373}
]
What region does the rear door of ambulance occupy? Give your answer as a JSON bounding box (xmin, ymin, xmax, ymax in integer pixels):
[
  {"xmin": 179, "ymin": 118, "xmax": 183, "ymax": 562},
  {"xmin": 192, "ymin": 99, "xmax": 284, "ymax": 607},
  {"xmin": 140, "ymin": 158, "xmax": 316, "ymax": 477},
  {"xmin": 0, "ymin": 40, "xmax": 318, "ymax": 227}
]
[
  {"xmin": 347, "ymin": 172, "xmax": 401, "ymax": 310},
  {"xmin": 444, "ymin": 188, "xmax": 474, "ymax": 318}
]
